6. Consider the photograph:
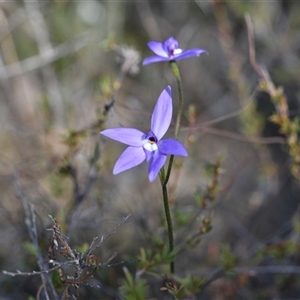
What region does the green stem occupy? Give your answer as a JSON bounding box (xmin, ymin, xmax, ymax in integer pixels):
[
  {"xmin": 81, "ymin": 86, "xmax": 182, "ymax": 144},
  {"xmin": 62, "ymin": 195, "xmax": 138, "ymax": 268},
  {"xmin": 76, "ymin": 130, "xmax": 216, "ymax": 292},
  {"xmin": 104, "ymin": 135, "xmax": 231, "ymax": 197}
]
[
  {"xmin": 159, "ymin": 169, "xmax": 175, "ymax": 274},
  {"xmin": 170, "ymin": 61, "xmax": 184, "ymax": 139},
  {"xmin": 159, "ymin": 61, "xmax": 184, "ymax": 275},
  {"xmin": 164, "ymin": 61, "xmax": 184, "ymax": 185}
]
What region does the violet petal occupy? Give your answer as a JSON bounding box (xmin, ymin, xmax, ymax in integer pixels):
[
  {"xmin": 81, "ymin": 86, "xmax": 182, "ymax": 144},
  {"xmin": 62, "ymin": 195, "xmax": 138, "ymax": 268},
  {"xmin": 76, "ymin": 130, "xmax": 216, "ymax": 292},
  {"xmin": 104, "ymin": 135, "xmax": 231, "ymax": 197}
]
[
  {"xmin": 113, "ymin": 146, "xmax": 146, "ymax": 174},
  {"xmin": 101, "ymin": 128, "xmax": 144, "ymax": 146},
  {"xmin": 164, "ymin": 37, "xmax": 179, "ymax": 51},
  {"xmin": 158, "ymin": 139, "xmax": 188, "ymax": 156},
  {"xmin": 142, "ymin": 56, "xmax": 170, "ymax": 66},
  {"xmin": 148, "ymin": 151, "xmax": 167, "ymax": 182},
  {"xmin": 173, "ymin": 49, "xmax": 207, "ymax": 61},
  {"xmin": 144, "ymin": 149, "xmax": 153, "ymax": 162},
  {"xmin": 147, "ymin": 41, "xmax": 168, "ymax": 57},
  {"xmin": 151, "ymin": 86, "xmax": 172, "ymax": 140}
]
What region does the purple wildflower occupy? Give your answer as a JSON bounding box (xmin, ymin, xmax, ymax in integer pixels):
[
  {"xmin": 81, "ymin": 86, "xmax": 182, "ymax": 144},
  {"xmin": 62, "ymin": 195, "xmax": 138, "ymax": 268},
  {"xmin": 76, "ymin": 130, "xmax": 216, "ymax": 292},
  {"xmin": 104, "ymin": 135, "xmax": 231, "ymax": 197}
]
[
  {"xmin": 100, "ymin": 86, "xmax": 187, "ymax": 182},
  {"xmin": 143, "ymin": 37, "xmax": 207, "ymax": 65}
]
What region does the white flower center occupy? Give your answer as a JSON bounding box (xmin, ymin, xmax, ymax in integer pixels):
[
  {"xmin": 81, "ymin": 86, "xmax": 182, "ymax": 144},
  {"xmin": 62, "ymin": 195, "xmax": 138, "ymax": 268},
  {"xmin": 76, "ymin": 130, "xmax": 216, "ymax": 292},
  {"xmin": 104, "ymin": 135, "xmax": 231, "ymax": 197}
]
[
  {"xmin": 143, "ymin": 140, "xmax": 158, "ymax": 152},
  {"xmin": 173, "ymin": 48, "xmax": 182, "ymax": 55}
]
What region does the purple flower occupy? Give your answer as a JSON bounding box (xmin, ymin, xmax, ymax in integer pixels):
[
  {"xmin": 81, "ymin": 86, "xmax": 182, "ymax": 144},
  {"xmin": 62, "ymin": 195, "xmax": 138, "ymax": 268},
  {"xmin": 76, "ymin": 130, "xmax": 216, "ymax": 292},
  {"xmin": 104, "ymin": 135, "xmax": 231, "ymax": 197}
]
[
  {"xmin": 100, "ymin": 86, "xmax": 187, "ymax": 182},
  {"xmin": 143, "ymin": 37, "xmax": 207, "ymax": 65}
]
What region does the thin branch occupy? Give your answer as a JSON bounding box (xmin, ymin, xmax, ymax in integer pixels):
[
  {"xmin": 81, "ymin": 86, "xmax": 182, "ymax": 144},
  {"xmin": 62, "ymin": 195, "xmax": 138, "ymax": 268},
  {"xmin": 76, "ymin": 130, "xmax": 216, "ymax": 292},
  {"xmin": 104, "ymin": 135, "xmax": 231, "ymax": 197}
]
[
  {"xmin": 189, "ymin": 265, "xmax": 300, "ymax": 278},
  {"xmin": 99, "ymin": 252, "xmax": 118, "ymax": 267},
  {"xmin": 87, "ymin": 214, "xmax": 131, "ymax": 252},
  {"xmin": 13, "ymin": 172, "xmax": 59, "ymax": 300},
  {"xmin": 3, "ymin": 263, "xmax": 70, "ymax": 277},
  {"xmin": 200, "ymin": 126, "xmax": 285, "ymax": 144},
  {"xmin": 245, "ymin": 13, "xmax": 277, "ymax": 97},
  {"xmin": 196, "ymin": 265, "xmax": 300, "ymax": 293},
  {"xmin": 198, "ymin": 88, "xmax": 258, "ymax": 129},
  {"xmin": 24, "ymin": 0, "xmax": 65, "ymax": 126},
  {"xmin": 0, "ymin": 31, "xmax": 90, "ymax": 80}
]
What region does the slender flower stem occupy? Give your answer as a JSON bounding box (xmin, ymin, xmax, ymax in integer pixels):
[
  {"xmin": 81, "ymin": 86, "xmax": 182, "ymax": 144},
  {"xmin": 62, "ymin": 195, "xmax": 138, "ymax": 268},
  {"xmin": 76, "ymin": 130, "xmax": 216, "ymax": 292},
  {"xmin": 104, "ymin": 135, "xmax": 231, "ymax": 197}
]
[
  {"xmin": 159, "ymin": 169, "xmax": 175, "ymax": 274},
  {"xmin": 159, "ymin": 61, "xmax": 184, "ymax": 275},
  {"xmin": 163, "ymin": 155, "xmax": 174, "ymax": 186},
  {"xmin": 164, "ymin": 61, "xmax": 184, "ymax": 185},
  {"xmin": 170, "ymin": 61, "xmax": 184, "ymax": 139}
]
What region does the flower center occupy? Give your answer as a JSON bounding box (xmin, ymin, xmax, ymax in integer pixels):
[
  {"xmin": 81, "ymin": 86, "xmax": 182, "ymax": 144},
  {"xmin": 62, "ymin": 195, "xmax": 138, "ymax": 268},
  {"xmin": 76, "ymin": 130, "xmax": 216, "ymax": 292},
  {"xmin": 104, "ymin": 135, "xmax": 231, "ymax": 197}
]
[
  {"xmin": 143, "ymin": 131, "xmax": 158, "ymax": 152},
  {"xmin": 165, "ymin": 38, "xmax": 182, "ymax": 58},
  {"xmin": 171, "ymin": 48, "xmax": 182, "ymax": 56},
  {"xmin": 149, "ymin": 136, "xmax": 156, "ymax": 143}
]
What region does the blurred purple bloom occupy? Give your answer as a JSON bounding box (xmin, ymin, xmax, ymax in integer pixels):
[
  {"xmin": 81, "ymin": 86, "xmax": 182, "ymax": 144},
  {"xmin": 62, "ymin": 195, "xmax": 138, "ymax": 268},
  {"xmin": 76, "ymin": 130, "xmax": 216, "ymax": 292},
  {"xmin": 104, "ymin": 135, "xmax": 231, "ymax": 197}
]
[
  {"xmin": 143, "ymin": 37, "xmax": 207, "ymax": 65},
  {"xmin": 100, "ymin": 86, "xmax": 187, "ymax": 182}
]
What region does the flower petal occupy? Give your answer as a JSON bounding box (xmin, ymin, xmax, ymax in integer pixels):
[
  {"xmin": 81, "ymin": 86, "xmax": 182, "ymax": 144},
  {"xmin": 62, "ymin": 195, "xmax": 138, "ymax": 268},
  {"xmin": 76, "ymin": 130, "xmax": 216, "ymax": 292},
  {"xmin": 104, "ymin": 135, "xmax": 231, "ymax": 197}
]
[
  {"xmin": 144, "ymin": 149, "xmax": 153, "ymax": 162},
  {"xmin": 148, "ymin": 151, "xmax": 167, "ymax": 182},
  {"xmin": 142, "ymin": 56, "xmax": 170, "ymax": 66},
  {"xmin": 100, "ymin": 128, "xmax": 144, "ymax": 146},
  {"xmin": 151, "ymin": 86, "xmax": 172, "ymax": 140},
  {"xmin": 147, "ymin": 41, "xmax": 168, "ymax": 58},
  {"xmin": 173, "ymin": 49, "xmax": 207, "ymax": 61},
  {"xmin": 164, "ymin": 37, "xmax": 179, "ymax": 52},
  {"xmin": 158, "ymin": 139, "xmax": 188, "ymax": 156},
  {"xmin": 113, "ymin": 146, "xmax": 145, "ymax": 174}
]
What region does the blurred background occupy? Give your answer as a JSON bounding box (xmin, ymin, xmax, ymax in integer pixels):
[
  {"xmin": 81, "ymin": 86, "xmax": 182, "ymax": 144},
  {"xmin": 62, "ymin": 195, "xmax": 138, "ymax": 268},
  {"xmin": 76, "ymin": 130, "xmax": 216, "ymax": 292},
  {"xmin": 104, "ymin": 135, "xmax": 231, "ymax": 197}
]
[{"xmin": 1, "ymin": 0, "xmax": 300, "ymax": 299}]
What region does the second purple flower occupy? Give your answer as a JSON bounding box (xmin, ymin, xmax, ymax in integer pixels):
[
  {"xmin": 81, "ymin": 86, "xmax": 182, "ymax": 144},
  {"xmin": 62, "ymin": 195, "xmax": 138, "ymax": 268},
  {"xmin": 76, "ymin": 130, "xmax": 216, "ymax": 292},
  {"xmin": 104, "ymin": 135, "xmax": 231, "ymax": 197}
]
[
  {"xmin": 143, "ymin": 37, "xmax": 207, "ymax": 65},
  {"xmin": 100, "ymin": 86, "xmax": 187, "ymax": 182}
]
